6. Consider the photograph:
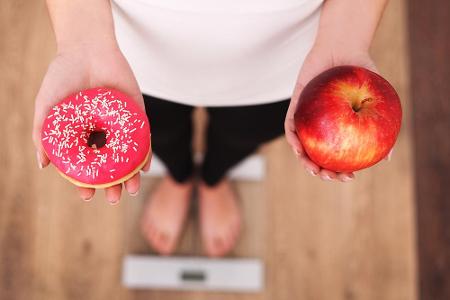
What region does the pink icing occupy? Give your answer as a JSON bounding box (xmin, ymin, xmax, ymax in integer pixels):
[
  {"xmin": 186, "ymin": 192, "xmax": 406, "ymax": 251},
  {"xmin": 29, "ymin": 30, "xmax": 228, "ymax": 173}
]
[{"xmin": 41, "ymin": 87, "xmax": 150, "ymax": 186}]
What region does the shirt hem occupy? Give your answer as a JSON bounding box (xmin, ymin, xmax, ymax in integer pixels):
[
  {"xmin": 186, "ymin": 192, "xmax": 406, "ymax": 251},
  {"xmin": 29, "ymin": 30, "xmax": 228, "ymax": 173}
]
[{"xmin": 140, "ymin": 88, "xmax": 292, "ymax": 107}]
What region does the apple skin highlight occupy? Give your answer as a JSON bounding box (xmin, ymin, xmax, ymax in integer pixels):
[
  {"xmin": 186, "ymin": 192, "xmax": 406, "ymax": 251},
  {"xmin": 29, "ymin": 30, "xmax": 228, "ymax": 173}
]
[{"xmin": 294, "ymin": 66, "xmax": 402, "ymax": 173}]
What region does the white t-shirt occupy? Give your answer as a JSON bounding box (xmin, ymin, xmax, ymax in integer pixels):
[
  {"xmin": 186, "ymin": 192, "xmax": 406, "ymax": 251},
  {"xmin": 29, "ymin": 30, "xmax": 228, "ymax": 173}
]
[{"xmin": 112, "ymin": 0, "xmax": 323, "ymax": 106}]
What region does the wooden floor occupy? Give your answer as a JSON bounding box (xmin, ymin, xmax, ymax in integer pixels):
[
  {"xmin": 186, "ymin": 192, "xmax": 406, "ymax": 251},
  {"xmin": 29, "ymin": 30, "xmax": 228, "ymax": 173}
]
[
  {"xmin": 409, "ymin": 0, "xmax": 450, "ymax": 299},
  {"xmin": 0, "ymin": 0, "xmax": 417, "ymax": 299}
]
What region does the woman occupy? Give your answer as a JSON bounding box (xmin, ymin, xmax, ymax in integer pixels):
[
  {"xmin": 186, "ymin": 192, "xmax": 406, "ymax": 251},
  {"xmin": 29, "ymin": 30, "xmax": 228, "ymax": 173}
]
[{"xmin": 33, "ymin": 0, "xmax": 388, "ymax": 257}]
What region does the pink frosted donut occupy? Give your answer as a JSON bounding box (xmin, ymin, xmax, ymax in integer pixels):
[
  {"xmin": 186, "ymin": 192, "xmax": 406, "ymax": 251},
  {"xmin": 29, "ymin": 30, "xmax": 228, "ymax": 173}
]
[{"xmin": 41, "ymin": 87, "xmax": 151, "ymax": 188}]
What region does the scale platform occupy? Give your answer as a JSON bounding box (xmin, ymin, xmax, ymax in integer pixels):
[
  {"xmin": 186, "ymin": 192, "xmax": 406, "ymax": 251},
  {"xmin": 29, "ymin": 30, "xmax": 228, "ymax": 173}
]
[
  {"xmin": 124, "ymin": 154, "xmax": 266, "ymax": 292},
  {"xmin": 122, "ymin": 255, "xmax": 264, "ymax": 292},
  {"xmin": 143, "ymin": 153, "xmax": 266, "ymax": 181}
]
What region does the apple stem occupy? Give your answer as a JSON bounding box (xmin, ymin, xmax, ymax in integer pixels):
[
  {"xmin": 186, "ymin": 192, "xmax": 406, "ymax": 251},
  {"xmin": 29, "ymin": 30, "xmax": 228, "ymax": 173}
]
[
  {"xmin": 361, "ymin": 97, "xmax": 373, "ymax": 105},
  {"xmin": 352, "ymin": 98, "xmax": 373, "ymax": 112}
]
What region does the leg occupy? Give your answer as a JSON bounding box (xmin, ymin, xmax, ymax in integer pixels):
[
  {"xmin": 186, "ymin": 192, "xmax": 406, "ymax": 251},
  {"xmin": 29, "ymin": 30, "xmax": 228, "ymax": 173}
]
[
  {"xmin": 199, "ymin": 99, "xmax": 290, "ymax": 257},
  {"xmin": 143, "ymin": 94, "xmax": 195, "ymax": 183},
  {"xmin": 141, "ymin": 94, "xmax": 195, "ymax": 255},
  {"xmin": 202, "ymin": 100, "xmax": 290, "ymax": 185}
]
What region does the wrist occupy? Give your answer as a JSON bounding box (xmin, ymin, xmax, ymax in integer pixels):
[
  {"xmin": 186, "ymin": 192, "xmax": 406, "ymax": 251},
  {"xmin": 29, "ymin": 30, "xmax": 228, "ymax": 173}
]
[
  {"xmin": 314, "ymin": 33, "xmax": 370, "ymax": 56},
  {"xmin": 56, "ymin": 34, "xmax": 118, "ymax": 55},
  {"xmin": 312, "ymin": 37, "xmax": 370, "ymax": 60},
  {"xmin": 47, "ymin": 0, "xmax": 117, "ymax": 55},
  {"xmin": 314, "ymin": 0, "xmax": 385, "ymax": 57}
]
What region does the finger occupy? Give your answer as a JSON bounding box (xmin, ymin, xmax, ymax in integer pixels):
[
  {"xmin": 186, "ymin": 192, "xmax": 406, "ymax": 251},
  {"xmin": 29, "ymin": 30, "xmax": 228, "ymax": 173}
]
[
  {"xmin": 384, "ymin": 148, "xmax": 394, "ymax": 161},
  {"xmin": 284, "ymin": 118, "xmax": 301, "ymax": 150},
  {"xmin": 33, "ymin": 121, "xmax": 51, "ymax": 169},
  {"xmin": 337, "ymin": 172, "xmax": 355, "ymax": 182},
  {"xmin": 124, "ymin": 173, "xmax": 140, "ymax": 196},
  {"xmin": 105, "ymin": 184, "xmax": 122, "ymax": 205},
  {"xmin": 285, "ymin": 129, "xmax": 302, "ymax": 152},
  {"xmin": 296, "ymin": 153, "xmax": 320, "ymax": 176},
  {"xmin": 35, "ymin": 146, "xmax": 50, "ymax": 169},
  {"xmin": 319, "ymin": 169, "xmax": 338, "ymax": 181},
  {"xmin": 76, "ymin": 186, "xmax": 95, "ymax": 201},
  {"xmin": 32, "ymin": 75, "xmax": 67, "ymax": 169},
  {"xmin": 142, "ymin": 151, "xmax": 152, "ymax": 172},
  {"xmin": 286, "ymin": 122, "xmax": 319, "ymax": 177},
  {"xmin": 290, "ymin": 81, "xmax": 306, "ymax": 108}
]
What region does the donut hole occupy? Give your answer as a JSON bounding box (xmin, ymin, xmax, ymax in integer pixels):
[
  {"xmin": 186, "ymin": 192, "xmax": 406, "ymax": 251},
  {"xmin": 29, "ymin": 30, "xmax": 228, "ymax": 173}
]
[{"xmin": 87, "ymin": 130, "xmax": 107, "ymax": 149}]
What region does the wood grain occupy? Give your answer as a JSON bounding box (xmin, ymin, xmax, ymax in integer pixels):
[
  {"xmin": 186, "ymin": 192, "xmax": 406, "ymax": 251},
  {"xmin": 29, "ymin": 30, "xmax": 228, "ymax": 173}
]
[
  {"xmin": 0, "ymin": 0, "xmax": 417, "ymax": 299},
  {"xmin": 408, "ymin": 0, "xmax": 450, "ymax": 299}
]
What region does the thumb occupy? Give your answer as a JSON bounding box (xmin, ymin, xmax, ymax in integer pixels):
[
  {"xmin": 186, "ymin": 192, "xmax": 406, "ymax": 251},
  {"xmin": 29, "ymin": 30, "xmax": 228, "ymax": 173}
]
[
  {"xmin": 32, "ymin": 119, "xmax": 50, "ymax": 169},
  {"xmin": 32, "ymin": 86, "xmax": 58, "ymax": 169},
  {"xmin": 285, "ymin": 81, "xmax": 306, "ymax": 152}
]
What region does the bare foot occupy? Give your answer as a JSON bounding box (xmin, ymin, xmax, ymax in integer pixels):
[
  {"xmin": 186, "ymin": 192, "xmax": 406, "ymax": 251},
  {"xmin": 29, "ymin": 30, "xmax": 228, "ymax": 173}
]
[
  {"xmin": 198, "ymin": 179, "xmax": 241, "ymax": 257},
  {"xmin": 141, "ymin": 176, "xmax": 193, "ymax": 255}
]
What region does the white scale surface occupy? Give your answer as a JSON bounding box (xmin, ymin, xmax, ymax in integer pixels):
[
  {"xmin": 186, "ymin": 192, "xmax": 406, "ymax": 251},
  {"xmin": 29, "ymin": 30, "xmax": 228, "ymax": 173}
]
[
  {"xmin": 124, "ymin": 154, "xmax": 266, "ymax": 292},
  {"xmin": 122, "ymin": 255, "xmax": 264, "ymax": 292}
]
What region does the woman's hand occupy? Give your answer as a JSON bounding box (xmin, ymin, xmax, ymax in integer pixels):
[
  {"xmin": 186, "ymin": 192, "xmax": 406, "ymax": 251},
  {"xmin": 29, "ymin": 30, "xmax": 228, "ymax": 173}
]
[
  {"xmin": 285, "ymin": 44, "xmax": 380, "ymax": 182},
  {"xmin": 32, "ymin": 40, "xmax": 151, "ymax": 204}
]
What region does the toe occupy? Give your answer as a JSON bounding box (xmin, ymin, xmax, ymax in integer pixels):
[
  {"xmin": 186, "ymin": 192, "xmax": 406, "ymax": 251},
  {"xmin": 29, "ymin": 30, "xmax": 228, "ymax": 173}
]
[
  {"xmin": 218, "ymin": 233, "xmax": 234, "ymax": 257},
  {"xmin": 205, "ymin": 233, "xmax": 231, "ymax": 257},
  {"xmin": 229, "ymin": 225, "xmax": 239, "ymax": 243},
  {"xmin": 203, "ymin": 234, "xmax": 218, "ymax": 257},
  {"xmin": 223, "ymin": 231, "xmax": 237, "ymax": 255},
  {"xmin": 211, "ymin": 236, "xmax": 226, "ymax": 257},
  {"xmin": 155, "ymin": 231, "xmax": 176, "ymax": 255},
  {"xmin": 147, "ymin": 229, "xmax": 176, "ymax": 256},
  {"xmin": 140, "ymin": 214, "xmax": 153, "ymax": 236}
]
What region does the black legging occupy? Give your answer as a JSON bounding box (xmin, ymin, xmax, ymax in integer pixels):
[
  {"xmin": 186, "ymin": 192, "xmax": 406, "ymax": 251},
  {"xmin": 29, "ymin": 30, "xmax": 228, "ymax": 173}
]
[{"xmin": 143, "ymin": 94, "xmax": 290, "ymax": 186}]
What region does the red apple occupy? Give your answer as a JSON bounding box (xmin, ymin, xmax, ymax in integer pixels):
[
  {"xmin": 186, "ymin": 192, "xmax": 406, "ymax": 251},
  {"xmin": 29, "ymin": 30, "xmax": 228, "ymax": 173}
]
[{"xmin": 294, "ymin": 66, "xmax": 402, "ymax": 173}]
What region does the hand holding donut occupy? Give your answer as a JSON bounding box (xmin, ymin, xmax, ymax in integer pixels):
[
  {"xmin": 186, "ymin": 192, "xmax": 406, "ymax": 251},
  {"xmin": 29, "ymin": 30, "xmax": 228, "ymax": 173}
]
[{"xmin": 32, "ymin": 40, "xmax": 151, "ymax": 204}]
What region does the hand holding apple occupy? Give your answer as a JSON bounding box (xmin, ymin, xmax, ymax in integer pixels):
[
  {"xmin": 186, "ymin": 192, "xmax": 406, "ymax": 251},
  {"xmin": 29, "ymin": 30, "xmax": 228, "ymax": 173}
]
[
  {"xmin": 294, "ymin": 66, "xmax": 401, "ymax": 173},
  {"xmin": 285, "ymin": 46, "xmax": 394, "ymax": 181}
]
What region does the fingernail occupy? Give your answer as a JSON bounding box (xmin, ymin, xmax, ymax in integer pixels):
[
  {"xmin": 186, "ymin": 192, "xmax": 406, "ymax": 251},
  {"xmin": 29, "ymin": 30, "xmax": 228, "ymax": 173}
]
[
  {"xmin": 308, "ymin": 169, "xmax": 317, "ymax": 176},
  {"xmin": 82, "ymin": 196, "xmax": 93, "ymax": 202},
  {"xmin": 109, "ymin": 200, "xmax": 119, "ymax": 206},
  {"xmin": 129, "ymin": 190, "xmax": 139, "ymax": 197},
  {"xmin": 36, "ymin": 152, "xmax": 43, "ymax": 169},
  {"xmin": 322, "ymin": 175, "xmax": 332, "ymax": 181},
  {"xmin": 387, "ymin": 149, "xmax": 393, "ymax": 161},
  {"xmin": 342, "ymin": 176, "xmax": 353, "ymax": 182}
]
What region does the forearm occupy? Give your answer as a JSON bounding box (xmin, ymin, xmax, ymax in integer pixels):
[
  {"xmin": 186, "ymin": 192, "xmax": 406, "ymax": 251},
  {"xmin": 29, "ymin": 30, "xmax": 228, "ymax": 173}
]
[
  {"xmin": 46, "ymin": 0, "xmax": 116, "ymax": 51},
  {"xmin": 315, "ymin": 0, "xmax": 388, "ymax": 52}
]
